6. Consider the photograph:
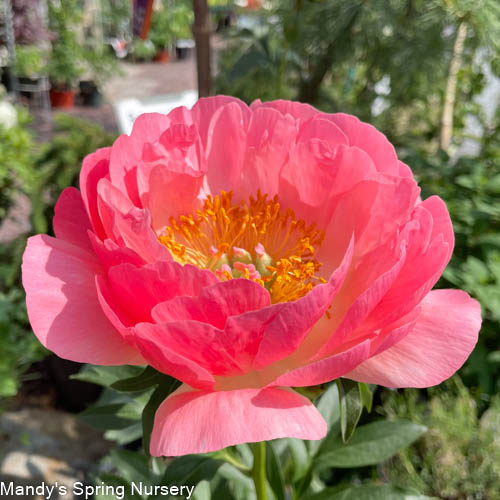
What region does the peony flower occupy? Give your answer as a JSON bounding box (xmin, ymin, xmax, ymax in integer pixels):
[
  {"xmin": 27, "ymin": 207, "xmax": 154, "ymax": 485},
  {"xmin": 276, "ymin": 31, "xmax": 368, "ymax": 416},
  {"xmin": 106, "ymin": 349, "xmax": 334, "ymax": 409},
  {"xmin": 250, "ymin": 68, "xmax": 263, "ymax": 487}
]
[{"xmin": 22, "ymin": 97, "xmax": 481, "ymax": 456}]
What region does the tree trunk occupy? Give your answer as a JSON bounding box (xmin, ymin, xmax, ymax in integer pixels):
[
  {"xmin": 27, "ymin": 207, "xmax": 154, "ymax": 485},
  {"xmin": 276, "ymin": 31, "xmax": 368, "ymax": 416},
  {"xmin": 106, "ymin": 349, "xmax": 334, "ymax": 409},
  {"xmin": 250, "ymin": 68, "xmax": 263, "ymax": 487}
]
[
  {"xmin": 297, "ymin": 4, "xmax": 361, "ymax": 104},
  {"xmin": 192, "ymin": 0, "xmax": 212, "ymax": 97},
  {"xmin": 439, "ymin": 21, "xmax": 467, "ymax": 152}
]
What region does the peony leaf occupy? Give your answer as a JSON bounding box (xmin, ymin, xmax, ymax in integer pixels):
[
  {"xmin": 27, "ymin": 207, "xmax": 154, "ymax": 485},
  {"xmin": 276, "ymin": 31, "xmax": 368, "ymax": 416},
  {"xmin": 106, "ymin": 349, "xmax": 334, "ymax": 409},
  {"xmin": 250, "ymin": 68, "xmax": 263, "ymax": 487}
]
[
  {"xmin": 78, "ymin": 403, "xmax": 138, "ymax": 430},
  {"xmin": 314, "ymin": 420, "xmax": 427, "ymax": 469},
  {"xmin": 156, "ymin": 455, "xmax": 224, "ymax": 495},
  {"xmin": 336, "ymin": 379, "xmax": 363, "ymax": 443},
  {"xmin": 266, "ymin": 442, "xmax": 286, "ymax": 500},
  {"xmin": 308, "ymin": 382, "xmax": 340, "ymax": 457},
  {"xmin": 111, "ymin": 366, "xmax": 165, "ymax": 392},
  {"xmin": 141, "ymin": 376, "xmax": 181, "ymax": 455},
  {"xmin": 71, "ymin": 364, "xmax": 144, "ymax": 387},
  {"xmin": 358, "ymin": 382, "xmax": 374, "ymax": 412}
]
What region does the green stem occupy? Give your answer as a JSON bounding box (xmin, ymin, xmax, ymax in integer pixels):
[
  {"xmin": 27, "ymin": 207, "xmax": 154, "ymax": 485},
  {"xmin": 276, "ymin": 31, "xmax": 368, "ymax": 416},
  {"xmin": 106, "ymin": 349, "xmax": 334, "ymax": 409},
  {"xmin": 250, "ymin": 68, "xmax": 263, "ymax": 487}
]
[
  {"xmin": 213, "ymin": 449, "xmax": 251, "ymax": 473},
  {"xmin": 252, "ymin": 442, "xmax": 267, "ymax": 500}
]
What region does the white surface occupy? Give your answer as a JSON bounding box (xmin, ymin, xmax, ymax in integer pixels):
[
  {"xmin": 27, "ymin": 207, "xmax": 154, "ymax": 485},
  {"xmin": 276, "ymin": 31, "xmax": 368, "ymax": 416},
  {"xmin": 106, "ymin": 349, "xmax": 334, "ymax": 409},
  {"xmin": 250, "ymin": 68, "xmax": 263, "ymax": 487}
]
[{"xmin": 113, "ymin": 90, "xmax": 198, "ymax": 135}]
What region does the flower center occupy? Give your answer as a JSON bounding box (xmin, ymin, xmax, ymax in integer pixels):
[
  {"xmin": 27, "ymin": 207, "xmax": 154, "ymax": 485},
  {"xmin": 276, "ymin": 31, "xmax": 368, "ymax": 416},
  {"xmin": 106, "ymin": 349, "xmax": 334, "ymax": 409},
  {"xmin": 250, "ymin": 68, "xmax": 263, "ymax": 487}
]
[{"xmin": 158, "ymin": 191, "xmax": 325, "ymax": 303}]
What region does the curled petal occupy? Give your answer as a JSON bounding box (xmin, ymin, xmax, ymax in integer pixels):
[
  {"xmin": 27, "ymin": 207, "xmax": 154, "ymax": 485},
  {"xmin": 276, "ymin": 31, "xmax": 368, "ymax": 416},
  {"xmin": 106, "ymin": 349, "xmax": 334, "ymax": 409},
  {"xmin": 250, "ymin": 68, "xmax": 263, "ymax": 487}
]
[
  {"xmin": 150, "ymin": 385, "xmax": 326, "ymax": 456},
  {"xmin": 53, "ymin": 187, "xmax": 93, "ymax": 252},
  {"xmin": 345, "ymin": 289, "xmax": 481, "ymax": 388}
]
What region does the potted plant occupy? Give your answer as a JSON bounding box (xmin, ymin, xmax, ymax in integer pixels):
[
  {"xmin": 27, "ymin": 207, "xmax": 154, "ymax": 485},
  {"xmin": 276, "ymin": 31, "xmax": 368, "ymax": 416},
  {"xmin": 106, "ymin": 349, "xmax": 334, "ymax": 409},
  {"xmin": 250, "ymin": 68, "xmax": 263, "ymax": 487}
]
[
  {"xmin": 150, "ymin": 8, "xmax": 174, "ymax": 63},
  {"xmin": 80, "ymin": 48, "xmax": 120, "ymax": 107},
  {"xmin": 47, "ymin": 0, "xmax": 83, "ymax": 108},
  {"xmin": 171, "ymin": 4, "xmax": 195, "ymax": 60},
  {"xmin": 130, "ymin": 39, "xmax": 156, "ymax": 62},
  {"xmin": 47, "ymin": 41, "xmax": 84, "ymax": 108},
  {"xmin": 13, "ymin": 45, "xmax": 45, "ymax": 85}
]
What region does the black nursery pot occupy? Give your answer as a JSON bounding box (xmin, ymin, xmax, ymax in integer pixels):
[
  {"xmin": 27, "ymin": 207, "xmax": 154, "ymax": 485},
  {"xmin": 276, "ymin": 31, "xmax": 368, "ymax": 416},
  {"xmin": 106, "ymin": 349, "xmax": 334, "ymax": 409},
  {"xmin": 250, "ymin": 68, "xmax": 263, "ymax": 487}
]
[
  {"xmin": 79, "ymin": 80, "xmax": 104, "ymax": 107},
  {"xmin": 175, "ymin": 46, "xmax": 191, "ymax": 60},
  {"xmin": 18, "ymin": 76, "xmax": 40, "ymax": 86},
  {"xmin": 175, "ymin": 40, "xmax": 195, "ymax": 60},
  {"xmin": 1, "ymin": 67, "xmax": 15, "ymax": 92}
]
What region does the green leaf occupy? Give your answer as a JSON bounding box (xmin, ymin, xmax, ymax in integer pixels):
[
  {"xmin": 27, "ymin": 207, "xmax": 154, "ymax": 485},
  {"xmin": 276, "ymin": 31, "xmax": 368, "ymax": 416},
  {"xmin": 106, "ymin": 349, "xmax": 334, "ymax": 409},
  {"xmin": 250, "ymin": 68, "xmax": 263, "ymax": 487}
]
[
  {"xmin": 109, "ymin": 449, "xmax": 159, "ymax": 486},
  {"xmin": 157, "ymin": 455, "xmax": 224, "ymax": 496},
  {"xmin": 104, "ymin": 421, "xmax": 143, "ymax": 445},
  {"xmin": 336, "ymin": 379, "xmax": 363, "ymax": 443},
  {"xmin": 266, "ymin": 442, "xmax": 286, "ymax": 500},
  {"xmin": 217, "ymin": 463, "xmax": 256, "ymax": 500},
  {"xmin": 315, "ymin": 420, "xmax": 427, "ymax": 469},
  {"xmin": 94, "ymin": 474, "xmax": 135, "ymax": 500},
  {"xmin": 71, "ymin": 364, "xmax": 144, "ymax": 387},
  {"xmin": 358, "ymin": 382, "xmax": 374, "ymax": 412},
  {"xmin": 78, "ymin": 403, "xmax": 138, "ymax": 430},
  {"xmin": 142, "ymin": 376, "xmax": 181, "ymax": 454},
  {"xmin": 111, "ymin": 366, "xmax": 165, "ymax": 392},
  {"xmin": 286, "ymin": 438, "xmax": 310, "ymax": 482},
  {"xmin": 308, "ymin": 383, "xmax": 340, "ymax": 456},
  {"xmin": 304, "ymin": 484, "xmax": 431, "ymax": 500}
]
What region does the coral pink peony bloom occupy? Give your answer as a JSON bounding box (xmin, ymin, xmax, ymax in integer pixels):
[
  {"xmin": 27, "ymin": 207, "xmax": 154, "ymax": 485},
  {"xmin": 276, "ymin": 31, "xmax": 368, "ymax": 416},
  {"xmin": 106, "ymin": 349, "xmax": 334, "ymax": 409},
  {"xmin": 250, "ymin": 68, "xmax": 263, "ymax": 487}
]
[{"xmin": 22, "ymin": 97, "xmax": 481, "ymax": 456}]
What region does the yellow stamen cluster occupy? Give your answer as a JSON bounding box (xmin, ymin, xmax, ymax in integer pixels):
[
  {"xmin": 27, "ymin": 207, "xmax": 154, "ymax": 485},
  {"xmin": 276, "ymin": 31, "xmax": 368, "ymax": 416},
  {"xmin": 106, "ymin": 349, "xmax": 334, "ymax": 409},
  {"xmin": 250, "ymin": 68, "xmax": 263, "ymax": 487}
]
[{"xmin": 158, "ymin": 191, "xmax": 325, "ymax": 303}]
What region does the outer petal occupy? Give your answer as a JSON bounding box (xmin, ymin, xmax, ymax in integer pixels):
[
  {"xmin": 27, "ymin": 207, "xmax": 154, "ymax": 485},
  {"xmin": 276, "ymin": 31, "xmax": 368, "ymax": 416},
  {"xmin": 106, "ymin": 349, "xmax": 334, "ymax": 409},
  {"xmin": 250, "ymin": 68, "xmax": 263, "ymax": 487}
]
[
  {"xmin": 345, "ymin": 289, "xmax": 481, "ymax": 388},
  {"xmin": 79, "ymin": 147, "xmax": 111, "ymax": 240},
  {"xmin": 150, "ymin": 385, "xmax": 326, "ymax": 456},
  {"xmin": 251, "ymin": 99, "xmax": 318, "ymax": 121},
  {"xmin": 109, "ymin": 113, "xmax": 172, "ymax": 205},
  {"xmin": 327, "ymin": 113, "xmax": 400, "ymax": 174},
  {"xmin": 53, "ymin": 187, "xmax": 93, "ymax": 252},
  {"xmin": 22, "ymin": 235, "xmax": 143, "ymax": 365},
  {"xmin": 192, "ymin": 96, "xmax": 250, "ymax": 148},
  {"xmin": 359, "ymin": 196, "xmax": 452, "ymax": 332}
]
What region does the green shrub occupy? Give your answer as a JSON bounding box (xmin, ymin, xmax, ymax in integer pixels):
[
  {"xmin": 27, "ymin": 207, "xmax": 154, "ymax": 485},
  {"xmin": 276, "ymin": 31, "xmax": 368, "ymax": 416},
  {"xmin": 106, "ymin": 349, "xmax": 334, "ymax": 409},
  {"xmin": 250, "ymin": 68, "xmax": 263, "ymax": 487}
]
[
  {"xmin": 380, "ymin": 378, "xmax": 500, "ymax": 500},
  {"xmin": 14, "ymin": 45, "xmax": 46, "ymax": 78},
  {"xmin": 31, "ymin": 114, "xmax": 117, "ymax": 234},
  {"xmin": 0, "ymin": 104, "xmax": 37, "ymax": 223},
  {"xmin": 405, "ymin": 114, "xmax": 500, "ymax": 396}
]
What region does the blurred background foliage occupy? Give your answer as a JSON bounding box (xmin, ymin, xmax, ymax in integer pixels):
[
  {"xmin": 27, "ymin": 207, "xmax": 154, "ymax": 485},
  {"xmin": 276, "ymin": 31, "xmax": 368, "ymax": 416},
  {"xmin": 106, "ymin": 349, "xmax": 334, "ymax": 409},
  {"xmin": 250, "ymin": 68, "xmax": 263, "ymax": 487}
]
[{"xmin": 0, "ymin": 0, "xmax": 499, "ymax": 497}]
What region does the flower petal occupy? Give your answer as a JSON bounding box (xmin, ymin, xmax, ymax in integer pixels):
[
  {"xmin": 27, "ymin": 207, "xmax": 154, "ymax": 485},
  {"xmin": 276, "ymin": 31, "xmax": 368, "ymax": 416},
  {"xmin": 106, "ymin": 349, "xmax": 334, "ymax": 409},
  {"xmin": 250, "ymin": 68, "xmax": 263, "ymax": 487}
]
[
  {"xmin": 152, "ymin": 278, "xmax": 271, "ymax": 329},
  {"xmin": 150, "ymin": 385, "xmax": 326, "ymax": 456},
  {"xmin": 251, "ymin": 99, "xmax": 318, "ymax": 121},
  {"xmin": 239, "ymin": 106, "xmax": 297, "ymax": 198},
  {"xmin": 97, "ymin": 178, "xmax": 171, "ymax": 262},
  {"xmin": 344, "ymin": 289, "xmax": 481, "ymax": 388},
  {"xmin": 22, "ymin": 235, "xmax": 143, "ymax": 365},
  {"xmin": 192, "ymin": 96, "xmax": 250, "ymax": 148},
  {"xmin": 79, "ymin": 147, "xmax": 111, "ymax": 240},
  {"xmin": 101, "ymin": 261, "xmax": 218, "ymax": 326},
  {"xmin": 132, "ymin": 324, "xmax": 215, "ymax": 390},
  {"xmin": 109, "ymin": 113, "xmax": 172, "ymax": 205},
  {"xmin": 328, "ymin": 113, "xmax": 400, "ymax": 174},
  {"xmin": 53, "ymin": 187, "xmax": 93, "ymax": 252},
  {"xmin": 205, "ymin": 102, "xmax": 248, "ymax": 194}
]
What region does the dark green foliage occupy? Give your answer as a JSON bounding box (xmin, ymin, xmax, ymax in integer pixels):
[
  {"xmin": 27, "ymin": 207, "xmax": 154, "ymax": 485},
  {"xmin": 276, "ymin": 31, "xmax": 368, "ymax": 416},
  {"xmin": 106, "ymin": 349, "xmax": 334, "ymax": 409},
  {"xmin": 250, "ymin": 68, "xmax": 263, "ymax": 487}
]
[
  {"xmin": 0, "ymin": 113, "xmax": 116, "ymax": 405},
  {"xmin": 0, "ymin": 106, "xmax": 37, "ymax": 222},
  {"xmin": 31, "ymin": 114, "xmax": 117, "ymax": 234},
  {"xmin": 0, "ymin": 287, "xmax": 46, "ymax": 398}
]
